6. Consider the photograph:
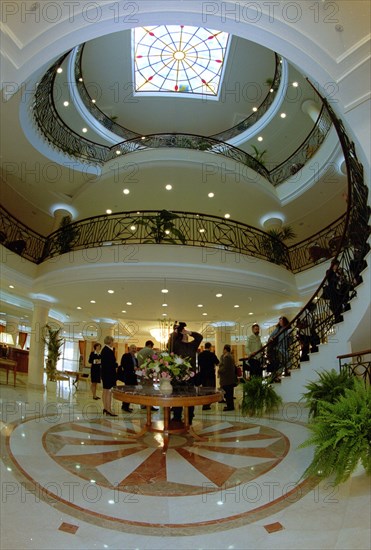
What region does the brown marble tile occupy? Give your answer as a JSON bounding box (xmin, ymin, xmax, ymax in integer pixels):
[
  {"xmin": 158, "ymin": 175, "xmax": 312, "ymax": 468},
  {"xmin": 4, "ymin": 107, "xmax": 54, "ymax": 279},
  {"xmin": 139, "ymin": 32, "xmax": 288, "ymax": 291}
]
[
  {"xmin": 58, "ymin": 522, "xmax": 79, "ymax": 534},
  {"xmin": 264, "ymin": 521, "xmax": 284, "ymax": 533}
]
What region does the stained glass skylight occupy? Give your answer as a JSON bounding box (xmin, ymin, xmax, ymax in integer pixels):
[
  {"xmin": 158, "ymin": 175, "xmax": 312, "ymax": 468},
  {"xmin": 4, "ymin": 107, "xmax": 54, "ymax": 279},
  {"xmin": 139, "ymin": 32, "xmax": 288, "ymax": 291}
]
[{"xmin": 133, "ymin": 25, "xmax": 230, "ymax": 97}]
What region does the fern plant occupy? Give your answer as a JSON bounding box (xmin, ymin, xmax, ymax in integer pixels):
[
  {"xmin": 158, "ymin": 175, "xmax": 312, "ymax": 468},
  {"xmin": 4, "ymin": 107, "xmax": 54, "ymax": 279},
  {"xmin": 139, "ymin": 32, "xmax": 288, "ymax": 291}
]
[
  {"xmin": 241, "ymin": 376, "xmax": 282, "ymax": 417},
  {"xmin": 263, "ymin": 225, "xmax": 296, "ymax": 266},
  {"xmin": 299, "ymin": 380, "xmax": 371, "ymax": 485},
  {"xmin": 135, "ymin": 210, "xmax": 186, "ymax": 244},
  {"xmin": 302, "ymin": 369, "xmax": 355, "ymax": 418}
]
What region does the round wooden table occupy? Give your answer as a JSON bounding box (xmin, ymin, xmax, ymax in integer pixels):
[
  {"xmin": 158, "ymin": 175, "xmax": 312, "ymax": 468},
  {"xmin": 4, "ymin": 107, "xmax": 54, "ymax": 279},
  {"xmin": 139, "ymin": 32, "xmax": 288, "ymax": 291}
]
[{"xmin": 112, "ymin": 385, "xmax": 223, "ymax": 452}]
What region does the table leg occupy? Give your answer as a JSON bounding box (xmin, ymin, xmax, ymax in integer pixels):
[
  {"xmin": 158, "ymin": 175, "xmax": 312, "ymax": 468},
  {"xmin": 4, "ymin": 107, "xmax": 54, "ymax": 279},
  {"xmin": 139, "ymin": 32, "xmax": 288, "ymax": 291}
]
[
  {"xmin": 13, "ymin": 366, "xmax": 16, "ymax": 387},
  {"xmin": 6, "ymin": 367, "xmax": 9, "ymax": 385},
  {"xmin": 146, "ymin": 406, "xmax": 152, "ymax": 427},
  {"xmin": 184, "ymin": 406, "xmax": 189, "ymax": 429},
  {"xmin": 162, "ymin": 407, "xmax": 170, "ymax": 453}
]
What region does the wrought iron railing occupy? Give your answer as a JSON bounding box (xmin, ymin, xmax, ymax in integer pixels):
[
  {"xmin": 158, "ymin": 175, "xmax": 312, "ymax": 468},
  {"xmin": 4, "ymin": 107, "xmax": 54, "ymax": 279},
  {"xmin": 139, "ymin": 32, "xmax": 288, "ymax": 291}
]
[
  {"xmin": 32, "ymin": 52, "xmax": 331, "ymax": 185},
  {"xmin": 75, "ymin": 45, "xmax": 283, "ymax": 144},
  {"xmin": 269, "ymin": 106, "xmax": 333, "ymax": 185},
  {"xmin": 338, "ymin": 349, "xmax": 371, "ymax": 385},
  {"xmin": 0, "ymin": 206, "xmax": 45, "ymax": 262}
]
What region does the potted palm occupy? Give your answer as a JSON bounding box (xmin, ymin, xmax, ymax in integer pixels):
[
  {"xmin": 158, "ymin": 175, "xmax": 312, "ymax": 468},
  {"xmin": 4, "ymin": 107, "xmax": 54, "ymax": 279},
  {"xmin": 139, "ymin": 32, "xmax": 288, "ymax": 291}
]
[
  {"xmin": 57, "ymin": 215, "xmax": 80, "ymax": 254},
  {"xmin": 135, "ymin": 210, "xmax": 186, "ymax": 244},
  {"xmin": 263, "ymin": 225, "xmax": 296, "ymax": 266},
  {"xmin": 300, "ymin": 379, "xmax": 371, "ymax": 485},
  {"xmin": 43, "ymin": 324, "xmax": 64, "ymax": 386},
  {"xmin": 240, "ymin": 376, "xmax": 282, "ymax": 417}
]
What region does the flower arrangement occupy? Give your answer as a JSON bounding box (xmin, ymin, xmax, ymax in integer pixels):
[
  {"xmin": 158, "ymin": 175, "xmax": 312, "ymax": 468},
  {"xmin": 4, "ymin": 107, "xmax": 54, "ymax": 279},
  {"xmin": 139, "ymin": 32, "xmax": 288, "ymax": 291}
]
[{"xmin": 136, "ymin": 351, "xmax": 195, "ymax": 383}]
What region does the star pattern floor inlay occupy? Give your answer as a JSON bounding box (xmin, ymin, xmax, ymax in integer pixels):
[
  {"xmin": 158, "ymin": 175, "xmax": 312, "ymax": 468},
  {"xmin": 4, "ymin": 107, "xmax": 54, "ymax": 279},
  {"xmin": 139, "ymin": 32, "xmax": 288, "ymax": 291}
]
[{"xmin": 5, "ymin": 412, "xmax": 314, "ymax": 534}]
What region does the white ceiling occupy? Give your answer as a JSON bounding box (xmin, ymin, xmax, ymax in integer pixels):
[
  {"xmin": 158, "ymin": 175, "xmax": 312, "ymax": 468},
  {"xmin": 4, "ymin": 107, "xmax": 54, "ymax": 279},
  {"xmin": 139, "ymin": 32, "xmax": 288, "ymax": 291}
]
[{"xmin": 0, "ymin": 20, "xmax": 359, "ymax": 342}]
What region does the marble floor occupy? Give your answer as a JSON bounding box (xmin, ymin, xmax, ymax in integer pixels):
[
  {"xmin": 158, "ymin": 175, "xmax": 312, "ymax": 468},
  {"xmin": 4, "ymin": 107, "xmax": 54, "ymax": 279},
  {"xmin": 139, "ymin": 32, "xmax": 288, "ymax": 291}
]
[{"xmin": 0, "ymin": 373, "xmax": 370, "ymax": 550}]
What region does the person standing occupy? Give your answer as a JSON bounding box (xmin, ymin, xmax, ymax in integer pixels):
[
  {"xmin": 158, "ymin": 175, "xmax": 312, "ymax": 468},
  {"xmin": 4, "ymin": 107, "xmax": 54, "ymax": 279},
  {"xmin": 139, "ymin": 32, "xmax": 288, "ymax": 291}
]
[
  {"xmin": 267, "ymin": 316, "xmax": 293, "ymax": 381},
  {"xmin": 100, "ymin": 335, "xmax": 118, "ymax": 416},
  {"xmin": 117, "ymin": 344, "xmax": 138, "ymax": 413},
  {"xmin": 245, "ymin": 323, "xmax": 263, "ymax": 377},
  {"xmin": 88, "ymin": 342, "xmax": 102, "ymax": 400},
  {"xmin": 218, "ymin": 344, "xmax": 237, "ymax": 411},
  {"xmin": 137, "ymin": 340, "xmax": 155, "ymax": 366},
  {"xmin": 197, "ymin": 342, "xmax": 219, "ymax": 410},
  {"xmin": 167, "ymin": 321, "xmax": 203, "ymax": 424}
]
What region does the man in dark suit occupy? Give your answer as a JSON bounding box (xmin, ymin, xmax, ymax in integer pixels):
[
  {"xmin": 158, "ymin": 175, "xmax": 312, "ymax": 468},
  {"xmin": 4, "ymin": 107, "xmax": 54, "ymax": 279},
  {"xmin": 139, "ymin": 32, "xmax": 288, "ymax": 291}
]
[
  {"xmin": 197, "ymin": 342, "xmax": 219, "ymax": 410},
  {"xmin": 117, "ymin": 344, "xmax": 138, "ymax": 412}
]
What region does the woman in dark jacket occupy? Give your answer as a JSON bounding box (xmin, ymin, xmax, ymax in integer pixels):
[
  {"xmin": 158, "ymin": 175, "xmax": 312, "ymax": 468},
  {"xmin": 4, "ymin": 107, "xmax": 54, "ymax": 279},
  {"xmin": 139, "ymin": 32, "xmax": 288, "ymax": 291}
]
[
  {"xmin": 167, "ymin": 322, "xmax": 203, "ymax": 424},
  {"xmin": 88, "ymin": 342, "xmax": 101, "ymax": 400},
  {"xmin": 117, "ymin": 344, "xmax": 138, "ymax": 412},
  {"xmin": 100, "ymin": 335, "xmax": 118, "ymax": 416}
]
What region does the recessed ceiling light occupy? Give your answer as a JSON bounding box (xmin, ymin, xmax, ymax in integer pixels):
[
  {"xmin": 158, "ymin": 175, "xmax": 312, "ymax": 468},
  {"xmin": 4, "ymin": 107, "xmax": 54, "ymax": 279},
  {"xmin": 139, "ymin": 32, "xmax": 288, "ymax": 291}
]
[
  {"xmin": 257, "ymin": 136, "xmax": 263, "ymax": 142},
  {"xmin": 234, "ymin": 304, "xmax": 240, "ymax": 308},
  {"xmin": 161, "ymin": 289, "xmax": 169, "ymax": 294},
  {"xmin": 116, "ymin": 150, "xmax": 121, "ymax": 155},
  {"xmin": 126, "ymin": 302, "xmax": 132, "ymax": 305},
  {"xmin": 208, "ymin": 192, "xmax": 214, "ymax": 198},
  {"xmin": 121, "ymin": 310, "xmax": 126, "ymax": 313},
  {"xmin": 202, "ymin": 312, "xmax": 208, "ymax": 316},
  {"xmin": 92, "ymin": 99, "xmax": 96, "ymax": 103},
  {"xmin": 108, "ymin": 290, "xmax": 114, "ymax": 294},
  {"xmin": 280, "ymin": 113, "xmax": 286, "ymax": 118},
  {"xmin": 162, "ymin": 313, "xmax": 167, "ymax": 316},
  {"xmin": 162, "ymin": 303, "xmax": 168, "ymax": 307},
  {"xmin": 224, "ymin": 213, "xmax": 231, "ymax": 219},
  {"xmin": 106, "ymin": 209, "xmax": 112, "ymax": 214},
  {"xmin": 248, "ymin": 312, "xmax": 254, "ymax": 315},
  {"xmin": 123, "ymin": 189, "xmax": 130, "ymax": 194},
  {"xmin": 9, "ymin": 285, "xmax": 14, "ymax": 289},
  {"xmin": 199, "ymin": 228, "xmax": 206, "ymax": 233},
  {"xmin": 197, "ymin": 304, "xmax": 203, "ymax": 307},
  {"xmin": 78, "ymin": 77, "xmax": 83, "ymax": 82},
  {"xmin": 292, "ymin": 81, "xmax": 299, "ymax": 87},
  {"xmin": 63, "ymin": 101, "xmax": 69, "ymax": 107},
  {"xmin": 165, "ymin": 184, "xmax": 172, "ymax": 190},
  {"xmin": 82, "ymin": 127, "xmax": 88, "ymax": 133},
  {"xmin": 77, "ymin": 306, "xmax": 82, "ymax": 310},
  {"xmin": 90, "ymin": 300, "xmax": 96, "ymax": 304},
  {"xmin": 141, "ymin": 136, "xmax": 146, "ymax": 140},
  {"xmin": 252, "ymin": 107, "xmax": 257, "ymax": 112},
  {"xmin": 130, "ymin": 225, "xmax": 136, "ymax": 231},
  {"xmin": 216, "ymin": 293, "xmax": 222, "ymax": 297},
  {"xmin": 57, "ymin": 67, "xmax": 63, "ymax": 74}
]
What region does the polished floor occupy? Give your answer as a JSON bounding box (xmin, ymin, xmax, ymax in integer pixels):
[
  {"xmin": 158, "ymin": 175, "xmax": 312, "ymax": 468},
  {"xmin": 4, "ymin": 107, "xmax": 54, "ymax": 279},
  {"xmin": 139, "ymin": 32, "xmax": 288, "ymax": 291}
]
[{"xmin": 0, "ymin": 373, "xmax": 370, "ymax": 550}]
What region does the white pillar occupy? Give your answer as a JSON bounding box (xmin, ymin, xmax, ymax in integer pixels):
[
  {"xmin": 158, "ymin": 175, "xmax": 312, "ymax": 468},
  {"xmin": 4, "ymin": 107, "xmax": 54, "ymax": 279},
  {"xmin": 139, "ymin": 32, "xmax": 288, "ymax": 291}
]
[
  {"xmin": 6, "ymin": 315, "xmax": 19, "ymax": 346},
  {"xmin": 214, "ymin": 325, "xmax": 231, "ymax": 359},
  {"xmin": 301, "ymin": 100, "xmax": 321, "ymax": 123},
  {"xmin": 28, "ymin": 300, "xmax": 50, "ymax": 388}
]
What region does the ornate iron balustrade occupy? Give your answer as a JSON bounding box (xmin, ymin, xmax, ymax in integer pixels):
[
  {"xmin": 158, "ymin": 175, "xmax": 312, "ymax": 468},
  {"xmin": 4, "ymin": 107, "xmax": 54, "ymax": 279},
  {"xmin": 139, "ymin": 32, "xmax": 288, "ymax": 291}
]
[
  {"xmin": 269, "ymin": 106, "xmax": 333, "ymax": 185},
  {"xmin": 338, "ymin": 349, "xmax": 371, "ymax": 385},
  {"xmin": 0, "ymin": 205, "xmax": 45, "ymax": 262},
  {"xmin": 247, "ymin": 96, "xmax": 370, "ymax": 377},
  {"xmin": 75, "ymin": 44, "xmax": 282, "ymax": 144},
  {"xmin": 33, "ymin": 53, "xmax": 331, "ymax": 186}
]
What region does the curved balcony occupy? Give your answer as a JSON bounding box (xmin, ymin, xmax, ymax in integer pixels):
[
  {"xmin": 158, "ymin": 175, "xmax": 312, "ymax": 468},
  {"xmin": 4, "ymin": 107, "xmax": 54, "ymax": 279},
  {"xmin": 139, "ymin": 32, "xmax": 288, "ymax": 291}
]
[{"xmin": 32, "ymin": 55, "xmax": 332, "ymax": 186}]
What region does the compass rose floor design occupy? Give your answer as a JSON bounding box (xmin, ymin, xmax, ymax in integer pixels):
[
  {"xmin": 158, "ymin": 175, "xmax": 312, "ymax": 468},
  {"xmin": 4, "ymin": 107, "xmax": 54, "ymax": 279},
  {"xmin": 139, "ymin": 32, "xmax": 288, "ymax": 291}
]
[{"xmin": 1, "ymin": 380, "xmax": 370, "ymax": 549}]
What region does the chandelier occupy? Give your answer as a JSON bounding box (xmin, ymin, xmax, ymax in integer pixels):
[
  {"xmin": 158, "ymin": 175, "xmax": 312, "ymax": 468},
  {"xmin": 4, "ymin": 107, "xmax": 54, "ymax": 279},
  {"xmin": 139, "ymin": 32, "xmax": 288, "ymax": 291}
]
[{"xmin": 149, "ymin": 319, "xmax": 173, "ymax": 347}]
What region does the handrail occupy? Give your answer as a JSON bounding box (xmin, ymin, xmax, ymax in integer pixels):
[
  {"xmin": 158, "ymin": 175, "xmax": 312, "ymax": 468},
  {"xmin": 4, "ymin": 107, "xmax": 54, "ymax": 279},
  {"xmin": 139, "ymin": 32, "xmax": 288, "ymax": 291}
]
[
  {"xmin": 75, "ymin": 44, "xmax": 283, "ymax": 144},
  {"xmin": 33, "ymin": 53, "xmax": 332, "ymax": 185},
  {"xmin": 338, "ymin": 349, "xmax": 371, "ymax": 385}
]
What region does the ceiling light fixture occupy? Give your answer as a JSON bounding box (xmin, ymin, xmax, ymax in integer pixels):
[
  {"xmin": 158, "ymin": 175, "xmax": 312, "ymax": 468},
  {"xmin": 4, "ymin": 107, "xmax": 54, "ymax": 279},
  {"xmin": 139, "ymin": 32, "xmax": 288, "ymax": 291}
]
[
  {"xmin": 224, "ymin": 213, "xmax": 231, "ymax": 219},
  {"xmin": 126, "ymin": 302, "xmax": 132, "ymax": 305},
  {"xmin": 257, "ymin": 136, "xmax": 263, "ymax": 142},
  {"xmin": 108, "ymin": 290, "xmax": 114, "ymax": 294},
  {"xmin": 63, "ymin": 101, "xmax": 69, "ymax": 107},
  {"xmin": 123, "ymin": 189, "xmax": 130, "ymax": 194},
  {"xmin": 216, "ymin": 293, "xmax": 222, "ymax": 297},
  {"xmin": 208, "ymin": 192, "xmax": 214, "ymax": 198},
  {"xmin": 165, "ymin": 184, "xmax": 172, "ymax": 190}
]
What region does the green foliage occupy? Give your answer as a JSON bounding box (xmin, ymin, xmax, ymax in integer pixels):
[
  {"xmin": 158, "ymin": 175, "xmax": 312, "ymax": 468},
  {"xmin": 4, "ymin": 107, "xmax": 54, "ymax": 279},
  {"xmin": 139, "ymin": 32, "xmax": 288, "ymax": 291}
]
[
  {"xmin": 135, "ymin": 210, "xmax": 186, "ymax": 244},
  {"xmin": 302, "ymin": 369, "xmax": 356, "ymax": 418},
  {"xmin": 300, "ymin": 380, "xmax": 371, "ymax": 485},
  {"xmin": 250, "ymin": 145, "xmax": 267, "ymax": 165},
  {"xmin": 263, "ymin": 225, "xmax": 296, "ymax": 265},
  {"xmin": 43, "ymin": 324, "xmax": 64, "ymax": 381},
  {"xmin": 57, "ymin": 215, "xmax": 80, "ymax": 254},
  {"xmin": 241, "ymin": 376, "xmax": 283, "ymax": 417}
]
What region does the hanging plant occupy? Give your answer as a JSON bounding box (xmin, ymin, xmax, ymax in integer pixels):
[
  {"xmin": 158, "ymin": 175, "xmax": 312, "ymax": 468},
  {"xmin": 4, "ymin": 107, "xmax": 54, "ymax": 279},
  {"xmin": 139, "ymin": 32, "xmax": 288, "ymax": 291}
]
[{"xmin": 299, "ymin": 380, "xmax": 371, "ymax": 485}]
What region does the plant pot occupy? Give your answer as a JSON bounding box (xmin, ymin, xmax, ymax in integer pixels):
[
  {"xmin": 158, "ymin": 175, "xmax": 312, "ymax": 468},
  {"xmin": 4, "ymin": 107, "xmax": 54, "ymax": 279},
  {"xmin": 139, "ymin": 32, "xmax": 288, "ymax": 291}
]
[{"xmin": 159, "ymin": 378, "xmax": 173, "ymax": 395}]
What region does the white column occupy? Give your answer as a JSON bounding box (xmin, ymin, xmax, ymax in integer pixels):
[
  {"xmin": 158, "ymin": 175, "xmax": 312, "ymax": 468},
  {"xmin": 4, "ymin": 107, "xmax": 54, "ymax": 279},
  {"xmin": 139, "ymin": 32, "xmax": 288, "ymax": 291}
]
[
  {"xmin": 28, "ymin": 300, "xmax": 50, "ymax": 388},
  {"xmin": 6, "ymin": 315, "xmax": 19, "ymax": 346},
  {"xmin": 301, "ymin": 100, "xmax": 321, "ymax": 123},
  {"xmin": 214, "ymin": 325, "xmax": 231, "ymax": 359}
]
